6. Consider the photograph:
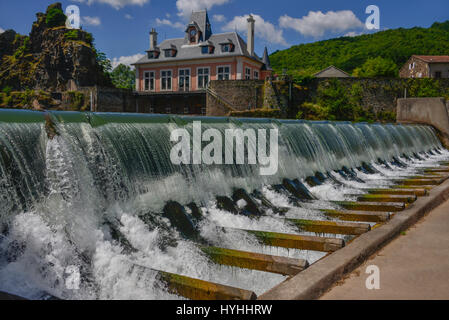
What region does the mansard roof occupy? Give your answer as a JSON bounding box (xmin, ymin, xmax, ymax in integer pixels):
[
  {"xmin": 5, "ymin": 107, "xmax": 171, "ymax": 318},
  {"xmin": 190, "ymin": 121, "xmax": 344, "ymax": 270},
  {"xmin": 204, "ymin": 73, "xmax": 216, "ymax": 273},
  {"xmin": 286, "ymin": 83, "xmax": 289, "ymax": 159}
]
[{"xmin": 135, "ymin": 32, "xmax": 264, "ymax": 65}]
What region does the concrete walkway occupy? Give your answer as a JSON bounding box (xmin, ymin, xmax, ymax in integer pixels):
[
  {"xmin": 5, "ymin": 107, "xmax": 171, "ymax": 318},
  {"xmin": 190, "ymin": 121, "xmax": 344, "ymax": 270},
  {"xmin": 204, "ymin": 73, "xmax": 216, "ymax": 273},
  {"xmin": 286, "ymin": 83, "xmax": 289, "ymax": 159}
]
[{"xmin": 321, "ymin": 199, "xmax": 449, "ymax": 300}]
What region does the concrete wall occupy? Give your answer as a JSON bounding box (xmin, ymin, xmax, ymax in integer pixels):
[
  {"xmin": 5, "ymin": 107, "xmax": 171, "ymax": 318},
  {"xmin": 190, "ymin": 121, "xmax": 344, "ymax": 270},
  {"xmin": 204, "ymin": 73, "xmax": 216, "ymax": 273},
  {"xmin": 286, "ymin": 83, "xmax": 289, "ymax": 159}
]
[
  {"xmin": 136, "ymin": 92, "xmax": 205, "ymax": 115},
  {"xmin": 83, "ymin": 87, "xmax": 206, "ymax": 115},
  {"xmin": 397, "ymin": 97, "xmax": 449, "ymax": 147}
]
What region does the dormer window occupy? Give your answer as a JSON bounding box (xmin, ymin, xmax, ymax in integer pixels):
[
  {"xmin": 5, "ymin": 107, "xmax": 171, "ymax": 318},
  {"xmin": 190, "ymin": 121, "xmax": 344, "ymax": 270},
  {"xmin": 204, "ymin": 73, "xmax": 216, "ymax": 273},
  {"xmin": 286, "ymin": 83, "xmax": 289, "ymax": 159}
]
[
  {"xmin": 219, "ymin": 40, "xmax": 235, "ymax": 53},
  {"xmin": 147, "ymin": 49, "xmax": 160, "ymax": 59},
  {"xmin": 163, "ymin": 45, "xmax": 177, "ymax": 58},
  {"xmin": 200, "ymin": 41, "xmax": 214, "ymax": 54}
]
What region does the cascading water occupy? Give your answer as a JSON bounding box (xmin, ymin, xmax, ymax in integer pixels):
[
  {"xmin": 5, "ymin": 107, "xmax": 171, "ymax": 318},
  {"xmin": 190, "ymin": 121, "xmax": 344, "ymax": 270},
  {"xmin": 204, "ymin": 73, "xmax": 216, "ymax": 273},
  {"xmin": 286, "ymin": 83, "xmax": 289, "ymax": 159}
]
[{"xmin": 0, "ymin": 109, "xmax": 447, "ymax": 300}]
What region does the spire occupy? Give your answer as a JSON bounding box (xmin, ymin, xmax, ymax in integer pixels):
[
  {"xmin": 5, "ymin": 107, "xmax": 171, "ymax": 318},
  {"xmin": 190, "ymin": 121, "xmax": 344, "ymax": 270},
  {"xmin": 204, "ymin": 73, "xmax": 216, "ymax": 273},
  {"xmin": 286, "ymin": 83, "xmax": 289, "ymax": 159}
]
[{"xmin": 262, "ymin": 47, "xmax": 272, "ymax": 71}]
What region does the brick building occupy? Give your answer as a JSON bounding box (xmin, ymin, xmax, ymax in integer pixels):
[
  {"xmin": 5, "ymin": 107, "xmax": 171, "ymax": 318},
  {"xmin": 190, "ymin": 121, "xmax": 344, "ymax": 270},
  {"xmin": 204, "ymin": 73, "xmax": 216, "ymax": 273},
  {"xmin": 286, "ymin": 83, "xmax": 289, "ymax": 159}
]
[
  {"xmin": 132, "ymin": 11, "xmax": 272, "ymax": 94},
  {"xmin": 399, "ymin": 55, "xmax": 449, "ymax": 79}
]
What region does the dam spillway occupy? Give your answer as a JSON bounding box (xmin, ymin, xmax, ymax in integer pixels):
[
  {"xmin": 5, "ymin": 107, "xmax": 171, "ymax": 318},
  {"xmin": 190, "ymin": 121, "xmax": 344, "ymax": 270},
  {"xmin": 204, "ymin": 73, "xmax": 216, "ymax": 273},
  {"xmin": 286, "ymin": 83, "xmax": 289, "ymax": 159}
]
[{"xmin": 0, "ymin": 109, "xmax": 448, "ymax": 300}]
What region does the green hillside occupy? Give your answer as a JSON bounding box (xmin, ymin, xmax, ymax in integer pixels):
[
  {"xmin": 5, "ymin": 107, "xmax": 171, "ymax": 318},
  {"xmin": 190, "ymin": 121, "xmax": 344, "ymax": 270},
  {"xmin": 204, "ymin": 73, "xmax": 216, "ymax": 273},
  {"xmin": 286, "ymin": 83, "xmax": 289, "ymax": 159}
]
[{"xmin": 270, "ymin": 21, "xmax": 449, "ymax": 77}]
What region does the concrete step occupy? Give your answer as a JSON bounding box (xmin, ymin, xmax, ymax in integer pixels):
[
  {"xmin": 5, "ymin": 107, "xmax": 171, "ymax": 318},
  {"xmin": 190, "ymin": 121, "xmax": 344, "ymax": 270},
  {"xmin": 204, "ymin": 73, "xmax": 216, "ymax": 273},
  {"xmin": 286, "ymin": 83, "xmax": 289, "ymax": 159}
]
[
  {"xmin": 424, "ymin": 168, "xmax": 449, "ymax": 173},
  {"xmin": 241, "ymin": 229, "xmax": 344, "ymax": 252},
  {"xmin": 321, "ymin": 209, "xmax": 390, "ymax": 223},
  {"xmin": 287, "ymin": 218, "xmax": 371, "ymax": 235},
  {"xmin": 364, "ymin": 188, "xmax": 428, "ymax": 197},
  {"xmin": 394, "ymin": 185, "xmax": 435, "ymax": 191},
  {"xmin": 201, "ymin": 246, "xmax": 308, "ymax": 276},
  {"xmin": 333, "ymin": 201, "xmax": 406, "ymax": 212},
  {"xmin": 352, "ymin": 194, "xmax": 417, "ymax": 204},
  {"xmin": 394, "ymin": 178, "xmax": 443, "ymax": 186},
  {"xmin": 133, "ymin": 265, "xmax": 257, "ymax": 300}
]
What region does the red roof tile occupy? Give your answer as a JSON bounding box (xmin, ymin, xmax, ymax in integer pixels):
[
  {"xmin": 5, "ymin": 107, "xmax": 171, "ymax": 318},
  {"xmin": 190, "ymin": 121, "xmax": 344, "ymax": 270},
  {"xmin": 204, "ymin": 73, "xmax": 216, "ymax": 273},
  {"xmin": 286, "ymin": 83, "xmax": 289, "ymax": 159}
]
[{"xmin": 413, "ymin": 55, "xmax": 449, "ymax": 63}]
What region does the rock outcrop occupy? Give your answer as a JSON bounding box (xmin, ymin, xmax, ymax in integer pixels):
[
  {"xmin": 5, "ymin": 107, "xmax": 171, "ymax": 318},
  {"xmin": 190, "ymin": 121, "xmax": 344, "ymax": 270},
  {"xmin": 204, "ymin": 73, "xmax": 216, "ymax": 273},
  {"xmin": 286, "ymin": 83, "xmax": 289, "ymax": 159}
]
[{"xmin": 0, "ymin": 2, "xmax": 111, "ymax": 92}]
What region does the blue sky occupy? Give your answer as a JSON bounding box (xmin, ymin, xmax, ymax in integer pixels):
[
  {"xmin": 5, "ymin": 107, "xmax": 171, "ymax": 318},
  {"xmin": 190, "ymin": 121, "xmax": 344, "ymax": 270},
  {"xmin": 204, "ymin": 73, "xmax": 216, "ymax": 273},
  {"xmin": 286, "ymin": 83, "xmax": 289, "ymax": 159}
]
[{"xmin": 1, "ymin": 0, "xmax": 448, "ymax": 68}]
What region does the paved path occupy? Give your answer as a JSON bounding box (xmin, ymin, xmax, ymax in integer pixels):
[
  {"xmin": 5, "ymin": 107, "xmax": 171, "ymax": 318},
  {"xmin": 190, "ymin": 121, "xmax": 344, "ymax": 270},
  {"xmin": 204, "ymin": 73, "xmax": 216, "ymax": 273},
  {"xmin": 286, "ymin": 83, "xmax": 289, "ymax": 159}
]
[{"xmin": 321, "ymin": 199, "xmax": 449, "ymax": 300}]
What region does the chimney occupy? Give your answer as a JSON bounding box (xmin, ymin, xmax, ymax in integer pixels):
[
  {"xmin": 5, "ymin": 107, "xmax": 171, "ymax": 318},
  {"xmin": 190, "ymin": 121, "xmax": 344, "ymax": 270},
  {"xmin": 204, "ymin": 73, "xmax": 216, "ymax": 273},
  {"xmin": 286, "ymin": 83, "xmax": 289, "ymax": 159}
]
[
  {"xmin": 150, "ymin": 28, "xmax": 158, "ymax": 50},
  {"xmin": 247, "ymin": 15, "xmax": 255, "ymax": 57}
]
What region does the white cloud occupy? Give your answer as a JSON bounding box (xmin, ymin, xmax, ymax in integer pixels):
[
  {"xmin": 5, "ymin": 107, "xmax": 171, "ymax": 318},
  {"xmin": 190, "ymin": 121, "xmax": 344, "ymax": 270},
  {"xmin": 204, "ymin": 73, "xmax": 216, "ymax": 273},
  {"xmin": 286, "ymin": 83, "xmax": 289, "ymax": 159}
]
[
  {"xmin": 176, "ymin": 0, "xmax": 230, "ymax": 19},
  {"xmin": 222, "ymin": 14, "xmax": 287, "ymax": 46},
  {"xmin": 111, "ymin": 53, "xmax": 145, "ymax": 69},
  {"xmin": 156, "ymin": 18, "xmax": 185, "ymax": 30},
  {"xmin": 0, "ymin": 28, "xmax": 4, "ymax": 34},
  {"xmin": 125, "ymin": 14, "xmax": 133, "ymax": 20},
  {"xmin": 72, "ymin": 0, "xmax": 149, "ymax": 10},
  {"xmin": 213, "ymin": 14, "xmax": 226, "ymax": 23},
  {"xmin": 82, "ymin": 16, "xmax": 101, "ymax": 26},
  {"xmin": 344, "ymin": 31, "xmax": 364, "ymax": 37},
  {"xmin": 279, "ymin": 10, "xmax": 364, "ymax": 38}
]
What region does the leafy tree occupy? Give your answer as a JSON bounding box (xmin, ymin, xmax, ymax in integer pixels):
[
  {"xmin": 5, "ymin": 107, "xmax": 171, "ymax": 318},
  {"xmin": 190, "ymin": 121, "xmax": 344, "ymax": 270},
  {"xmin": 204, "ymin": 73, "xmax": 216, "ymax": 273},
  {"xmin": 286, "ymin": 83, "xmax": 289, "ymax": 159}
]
[
  {"xmin": 270, "ymin": 21, "xmax": 449, "ymax": 77},
  {"xmin": 432, "ymin": 21, "xmax": 449, "ymax": 32},
  {"xmin": 46, "ymin": 7, "xmax": 67, "ymax": 28},
  {"xmin": 353, "ymin": 57, "xmax": 397, "ymax": 77},
  {"xmin": 96, "ymin": 51, "xmax": 112, "ymax": 74},
  {"xmin": 110, "ymin": 64, "xmax": 135, "ymax": 90}
]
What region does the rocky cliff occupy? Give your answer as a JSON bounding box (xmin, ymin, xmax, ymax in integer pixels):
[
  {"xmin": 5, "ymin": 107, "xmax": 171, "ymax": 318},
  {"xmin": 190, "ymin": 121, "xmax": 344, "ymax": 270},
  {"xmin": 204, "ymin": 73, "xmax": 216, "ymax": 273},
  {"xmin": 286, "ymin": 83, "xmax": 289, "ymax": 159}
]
[{"xmin": 0, "ymin": 3, "xmax": 111, "ymax": 92}]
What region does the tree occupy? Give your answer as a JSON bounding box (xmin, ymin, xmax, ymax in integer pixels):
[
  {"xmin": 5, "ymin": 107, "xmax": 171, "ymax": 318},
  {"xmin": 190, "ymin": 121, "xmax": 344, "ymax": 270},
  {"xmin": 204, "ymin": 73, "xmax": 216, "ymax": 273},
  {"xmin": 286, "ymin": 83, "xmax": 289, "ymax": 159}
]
[
  {"xmin": 269, "ymin": 21, "xmax": 449, "ymax": 76},
  {"xmin": 96, "ymin": 51, "xmax": 112, "ymax": 74},
  {"xmin": 353, "ymin": 56, "xmax": 398, "ymax": 78},
  {"xmin": 110, "ymin": 64, "xmax": 135, "ymax": 90},
  {"xmin": 46, "ymin": 7, "xmax": 67, "ymax": 28}
]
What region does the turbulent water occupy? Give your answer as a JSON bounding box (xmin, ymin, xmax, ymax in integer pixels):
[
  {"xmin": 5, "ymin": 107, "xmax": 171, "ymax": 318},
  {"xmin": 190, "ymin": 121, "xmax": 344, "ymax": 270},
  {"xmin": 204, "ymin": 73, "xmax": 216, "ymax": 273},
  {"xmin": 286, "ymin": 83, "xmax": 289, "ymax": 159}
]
[{"xmin": 0, "ymin": 109, "xmax": 447, "ymax": 300}]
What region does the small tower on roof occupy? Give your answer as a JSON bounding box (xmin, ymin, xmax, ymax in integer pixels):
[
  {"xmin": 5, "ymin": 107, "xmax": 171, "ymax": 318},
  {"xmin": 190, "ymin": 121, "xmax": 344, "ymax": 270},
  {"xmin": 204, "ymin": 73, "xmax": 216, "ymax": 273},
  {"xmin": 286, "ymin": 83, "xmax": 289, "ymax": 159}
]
[{"xmin": 262, "ymin": 47, "xmax": 272, "ymax": 71}]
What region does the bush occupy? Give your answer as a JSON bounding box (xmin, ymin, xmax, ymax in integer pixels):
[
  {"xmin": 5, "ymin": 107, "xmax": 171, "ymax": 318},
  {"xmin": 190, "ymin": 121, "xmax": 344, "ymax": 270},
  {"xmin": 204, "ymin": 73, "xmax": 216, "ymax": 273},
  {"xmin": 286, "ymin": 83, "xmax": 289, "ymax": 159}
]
[
  {"xmin": 353, "ymin": 57, "xmax": 398, "ymax": 78},
  {"xmin": 408, "ymin": 79, "xmax": 443, "ymax": 98},
  {"xmin": 46, "ymin": 7, "xmax": 67, "ymax": 28},
  {"xmin": 85, "ymin": 32, "xmax": 94, "ymax": 45},
  {"xmin": 313, "ymin": 79, "xmax": 383, "ymax": 122},
  {"xmin": 317, "ymin": 79, "xmax": 356, "ymax": 121},
  {"xmin": 296, "ymin": 103, "xmax": 329, "ymax": 120},
  {"xmin": 67, "ymin": 91, "xmax": 85, "ymax": 110},
  {"xmin": 377, "ymin": 110, "xmax": 396, "ymax": 123},
  {"xmin": 2, "ymin": 86, "xmax": 13, "ymax": 96},
  {"xmin": 13, "ymin": 37, "xmax": 30, "ymax": 59},
  {"xmin": 64, "ymin": 29, "xmax": 79, "ymax": 40}
]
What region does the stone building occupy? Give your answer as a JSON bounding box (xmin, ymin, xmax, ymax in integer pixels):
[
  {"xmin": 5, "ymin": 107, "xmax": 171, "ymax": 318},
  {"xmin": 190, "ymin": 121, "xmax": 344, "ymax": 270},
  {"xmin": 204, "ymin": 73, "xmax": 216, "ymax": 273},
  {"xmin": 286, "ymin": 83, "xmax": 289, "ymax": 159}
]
[{"xmin": 399, "ymin": 55, "xmax": 449, "ymax": 79}]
